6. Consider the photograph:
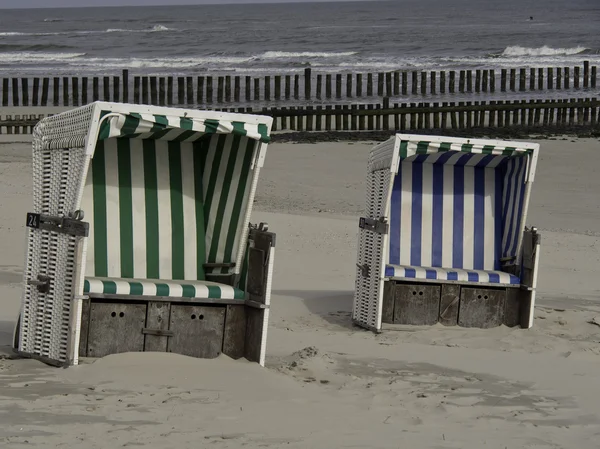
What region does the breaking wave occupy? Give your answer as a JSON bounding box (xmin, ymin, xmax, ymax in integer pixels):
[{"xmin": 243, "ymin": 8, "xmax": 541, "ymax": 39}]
[
  {"xmin": 500, "ymin": 45, "xmax": 589, "ymax": 57},
  {"xmin": 260, "ymin": 51, "xmax": 358, "ymax": 59},
  {"xmin": 0, "ymin": 24, "xmax": 175, "ymax": 37},
  {"xmin": 70, "ymin": 55, "xmax": 254, "ymax": 69},
  {"xmin": 0, "ymin": 52, "xmax": 86, "ymax": 63},
  {"xmin": 106, "ymin": 24, "xmax": 175, "ymax": 33}
]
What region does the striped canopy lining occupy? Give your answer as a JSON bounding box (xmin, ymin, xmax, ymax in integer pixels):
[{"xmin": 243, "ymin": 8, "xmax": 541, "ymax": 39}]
[
  {"xmin": 81, "ymin": 132, "xmax": 257, "ymax": 299},
  {"xmin": 388, "ymin": 140, "xmax": 530, "ymax": 284},
  {"xmin": 99, "ymin": 111, "xmax": 271, "ymax": 143},
  {"xmin": 399, "ymin": 140, "xmax": 532, "ymax": 161}
]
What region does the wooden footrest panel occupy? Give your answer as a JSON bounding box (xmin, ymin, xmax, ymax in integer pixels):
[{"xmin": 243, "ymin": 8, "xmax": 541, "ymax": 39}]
[{"xmin": 382, "ymin": 281, "xmax": 521, "ymax": 329}]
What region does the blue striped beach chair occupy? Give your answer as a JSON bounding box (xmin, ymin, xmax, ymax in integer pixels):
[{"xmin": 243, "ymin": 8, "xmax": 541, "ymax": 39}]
[
  {"xmin": 354, "ymin": 134, "xmax": 541, "ymax": 331},
  {"xmin": 16, "ymin": 102, "xmax": 275, "ymax": 366}
]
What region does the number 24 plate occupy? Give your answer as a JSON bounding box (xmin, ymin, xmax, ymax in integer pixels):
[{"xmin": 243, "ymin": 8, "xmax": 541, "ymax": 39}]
[{"xmin": 26, "ymin": 213, "xmax": 41, "ymax": 229}]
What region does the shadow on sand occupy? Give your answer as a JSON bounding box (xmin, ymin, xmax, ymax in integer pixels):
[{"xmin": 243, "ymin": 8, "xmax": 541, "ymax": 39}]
[
  {"xmin": 0, "ymin": 319, "xmax": 17, "ymax": 348},
  {"xmin": 273, "ymin": 289, "xmax": 363, "ymax": 330}
]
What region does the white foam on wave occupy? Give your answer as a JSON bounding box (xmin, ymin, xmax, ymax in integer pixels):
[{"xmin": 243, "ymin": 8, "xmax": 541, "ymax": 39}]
[
  {"xmin": 75, "ymin": 55, "xmax": 253, "ymax": 69},
  {"xmin": 219, "ymin": 67, "xmax": 306, "ymax": 74},
  {"xmin": 151, "ymin": 25, "xmax": 170, "ymax": 32},
  {"xmin": 261, "ymin": 51, "xmax": 357, "ymax": 59},
  {"xmin": 0, "ymin": 30, "xmax": 89, "ymax": 36},
  {"xmin": 106, "ymin": 24, "xmax": 179, "ymax": 33},
  {"xmin": 106, "ymin": 24, "xmax": 175, "ymax": 33},
  {"xmin": 0, "ymin": 52, "xmax": 86, "ymax": 63},
  {"xmin": 0, "ymin": 25, "xmax": 175, "ymax": 37},
  {"xmin": 501, "ymin": 45, "xmax": 588, "ymax": 57},
  {"xmin": 333, "ymin": 61, "xmax": 405, "ymax": 69}
]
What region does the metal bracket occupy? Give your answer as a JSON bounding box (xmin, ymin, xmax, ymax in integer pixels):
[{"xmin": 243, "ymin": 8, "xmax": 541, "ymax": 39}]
[
  {"xmin": 359, "ymin": 217, "xmax": 388, "ymax": 234},
  {"xmin": 203, "ymin": 262, "xmax": 236, "ymax": 269},
  {"xmin": 249, "ymin": 222, "xmax": 270, "ymax": 232},
  {"xmin": 26, "ymin": 210, "xmax": 89, "ymax": 237},
  {"xmin": 27, "ymin": 275, "xmax": 51, "ymax": 293},
  {"xmin": 142, "ymin": 328, "xmax": 174, "ymax": 337},
  {"xmin": 249, "ymin": 222, "xmax": 276, "ymax": 247},
  {"xmin": 356, "ymin": 263, "xmax": 370, "ymax": 278}
]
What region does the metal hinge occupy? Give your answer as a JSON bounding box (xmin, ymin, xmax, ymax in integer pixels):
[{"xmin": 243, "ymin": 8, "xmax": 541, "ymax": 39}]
[
  {"xmin": 26, "ymin": 210, "xmax": 89, "ymax": 237},
  {"xmin": 356, "ymin": 263, "xmax": 370, "ymax": 278},
  {"xmin": 27, "ymin": 275, "xmax": 51, "ymax": 293},
  {"xmin": 359, "ymin": 216, "xmax": 388, "ymax": 234}
]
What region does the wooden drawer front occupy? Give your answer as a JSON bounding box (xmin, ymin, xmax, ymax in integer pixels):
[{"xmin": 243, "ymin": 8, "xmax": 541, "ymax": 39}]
[
  {"xmin": 87, "ymin": 303, "xmax": 146, "ymax": 357},
  {"xmin": 167, "ymin": 305, "xmax": 226, "ymax": 359},
  {"xmin": 458, "ymin": 288, "xmax": 506, "ymax": 328},
  {"xmin": 393, "ymin": 284, "xmax": 441, "ymax": 325}
]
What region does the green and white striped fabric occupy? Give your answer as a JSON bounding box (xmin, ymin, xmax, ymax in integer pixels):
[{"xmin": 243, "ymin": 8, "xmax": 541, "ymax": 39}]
[
  {"xmin": 82, "ymin": 134, "xmax": 256, "ymax": 280},
  {"xmin": 78, "ymin": 109, "xmax": 272, "ymax": 300},
  {"xmin": 98, "ymin": 111, "xmax": 271, "ymax": 143},
  {"xmin": 84, "ymin": 277, "xmax": 245, "ymax": 300},
  {"xmin": 399, "ymin": 140, "xmax": 533, "ymax": 161}
]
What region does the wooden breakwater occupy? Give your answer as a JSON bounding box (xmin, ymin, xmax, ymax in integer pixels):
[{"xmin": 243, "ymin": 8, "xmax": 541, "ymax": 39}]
[
  {"xmin": 2, "ymin": 98, "xmax": 598, "ymax": 135},
  {"xmin": 1, "ymin": 63, "xmax": 598, "ymax": 107}
]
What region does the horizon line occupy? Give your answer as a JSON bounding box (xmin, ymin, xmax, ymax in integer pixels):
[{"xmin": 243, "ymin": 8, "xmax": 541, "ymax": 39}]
[{"xmin": 0, "ymin": 0, "xmax": 383, "ymax": 10}]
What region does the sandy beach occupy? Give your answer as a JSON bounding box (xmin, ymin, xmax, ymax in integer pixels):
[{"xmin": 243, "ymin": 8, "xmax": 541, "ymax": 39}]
[{"xmin": 1, "ymin": 134, "xmax": 600, "ymax": 448}]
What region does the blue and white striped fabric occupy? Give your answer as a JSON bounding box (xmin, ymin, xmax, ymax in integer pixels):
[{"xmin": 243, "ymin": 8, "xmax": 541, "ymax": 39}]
[
  {"xmin": 385, "ymin": 265, "xmax": 520, "ymax": 285},
  {"xmin": 387, "ymin": 143, "xmax": 530, "ymax": 286},
  {"xmin": 501, "ymin": 156, "xmax": 528, "ymax": 262}
]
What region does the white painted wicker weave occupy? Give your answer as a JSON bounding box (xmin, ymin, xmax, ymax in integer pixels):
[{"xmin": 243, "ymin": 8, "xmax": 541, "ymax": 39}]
[
  {"xmin": 20, "ymin": 133, "xmax": 90, "ymax": 364},
  {"xmin": 352, "ymin": 169, "xmax": 391, "ymax": 331},
  {"xmin": 20, "ymin": 104, "xmax": 95, "ymax": 364}
]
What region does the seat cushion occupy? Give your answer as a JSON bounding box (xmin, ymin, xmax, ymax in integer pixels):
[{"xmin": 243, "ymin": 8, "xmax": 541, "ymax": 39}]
[
  {"xmin": 84, "ymin": 277, "xmax": 245, "ymax": 300},
  {"xmin": 385, "ymin": 265, "xmax": 519, "ymax": 286}
]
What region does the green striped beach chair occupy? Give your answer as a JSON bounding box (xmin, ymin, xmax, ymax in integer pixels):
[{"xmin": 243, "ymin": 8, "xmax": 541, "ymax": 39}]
[{"xmin": 16, "ymin": 102, "xmax": 275, "ymax": 366}]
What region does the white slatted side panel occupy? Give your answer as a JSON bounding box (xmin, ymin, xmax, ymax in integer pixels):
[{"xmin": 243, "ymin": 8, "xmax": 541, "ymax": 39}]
[
  {"xmin": 19, "ymin": 146, "xmax": 88, "ymax": 365},
  {"xmin": 353, "ymin": 168, "xmax": 390, "ymax": 331}
]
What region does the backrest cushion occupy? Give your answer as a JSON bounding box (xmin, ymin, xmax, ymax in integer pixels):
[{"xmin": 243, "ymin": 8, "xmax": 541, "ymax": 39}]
[
  {"xmin": 82, "ymin": 134, "xmax": 256, "ymax": 280},
  {"xmin": 388, "ymin": 153, "xmax": 505, "ymax": 271}
]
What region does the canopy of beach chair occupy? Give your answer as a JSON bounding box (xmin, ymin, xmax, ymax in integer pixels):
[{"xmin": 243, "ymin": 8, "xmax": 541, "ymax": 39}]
[
  {"xmin": 97, "ymin": 111, "xmax": 271, "ymax": 143},
  {"xmin": 371, "ymin": 137, "xmax": 535, "ymax": 175},
  {"xmin": 33, "ymin": 102, "xmax": 272, "ymax": 151}
]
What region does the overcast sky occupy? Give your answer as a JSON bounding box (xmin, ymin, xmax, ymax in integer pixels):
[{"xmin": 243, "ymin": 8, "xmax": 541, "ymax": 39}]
[{"xmin": 1, "ymin": 0, "xmax": 372, "ymax": 8}]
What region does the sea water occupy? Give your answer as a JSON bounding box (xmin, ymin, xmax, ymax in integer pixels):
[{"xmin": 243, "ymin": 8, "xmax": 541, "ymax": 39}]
[{"xmin": 0, "ymin": 0, "xmax": 598, "ymax": 78}]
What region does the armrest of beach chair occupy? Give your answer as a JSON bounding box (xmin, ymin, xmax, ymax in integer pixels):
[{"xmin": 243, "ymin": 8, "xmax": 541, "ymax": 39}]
[
  {"xmin": 246, "ymin": 222, "xmax": 276, "ymax": 306},
  {"xmin": 242, "ymin": 222, "xmax": 276, "ymax": 365},
  {"xmin": 518, "ymin": 226, "xmax": 541, "ymax": 328},
  {"xmin": 520, "ymin": 227, "xmax": 541, "ymax": 288},
  {"xmin": 203, "ymin": 262, "xmax": 237, "ymax": 286}
]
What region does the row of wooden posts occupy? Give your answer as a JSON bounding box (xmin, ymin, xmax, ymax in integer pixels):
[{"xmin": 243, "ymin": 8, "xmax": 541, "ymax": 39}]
[
  {"xmin": 1, "ymin": 63, "xmax": 598, "ymax": 107},
  {"xmin": 2, "ymin": 98, "xmax": 598, "ymax": 135},
  {"xmin": 261, "ymin": 98, "xmax": 600, "ymax": 133}
]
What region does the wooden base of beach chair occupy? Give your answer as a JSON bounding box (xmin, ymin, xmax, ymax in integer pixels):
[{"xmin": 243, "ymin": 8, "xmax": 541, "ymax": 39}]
[
  {"xmin": 78, "ymin": 297, "xmax": 267, "ymax": 362},
  {"xmin": 77, "ymin": 227, "xmax": 275, "ymax": 364},
  {"xmin": 382, "ymin": 280, "xmax": 528, "ymax": 329}
]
